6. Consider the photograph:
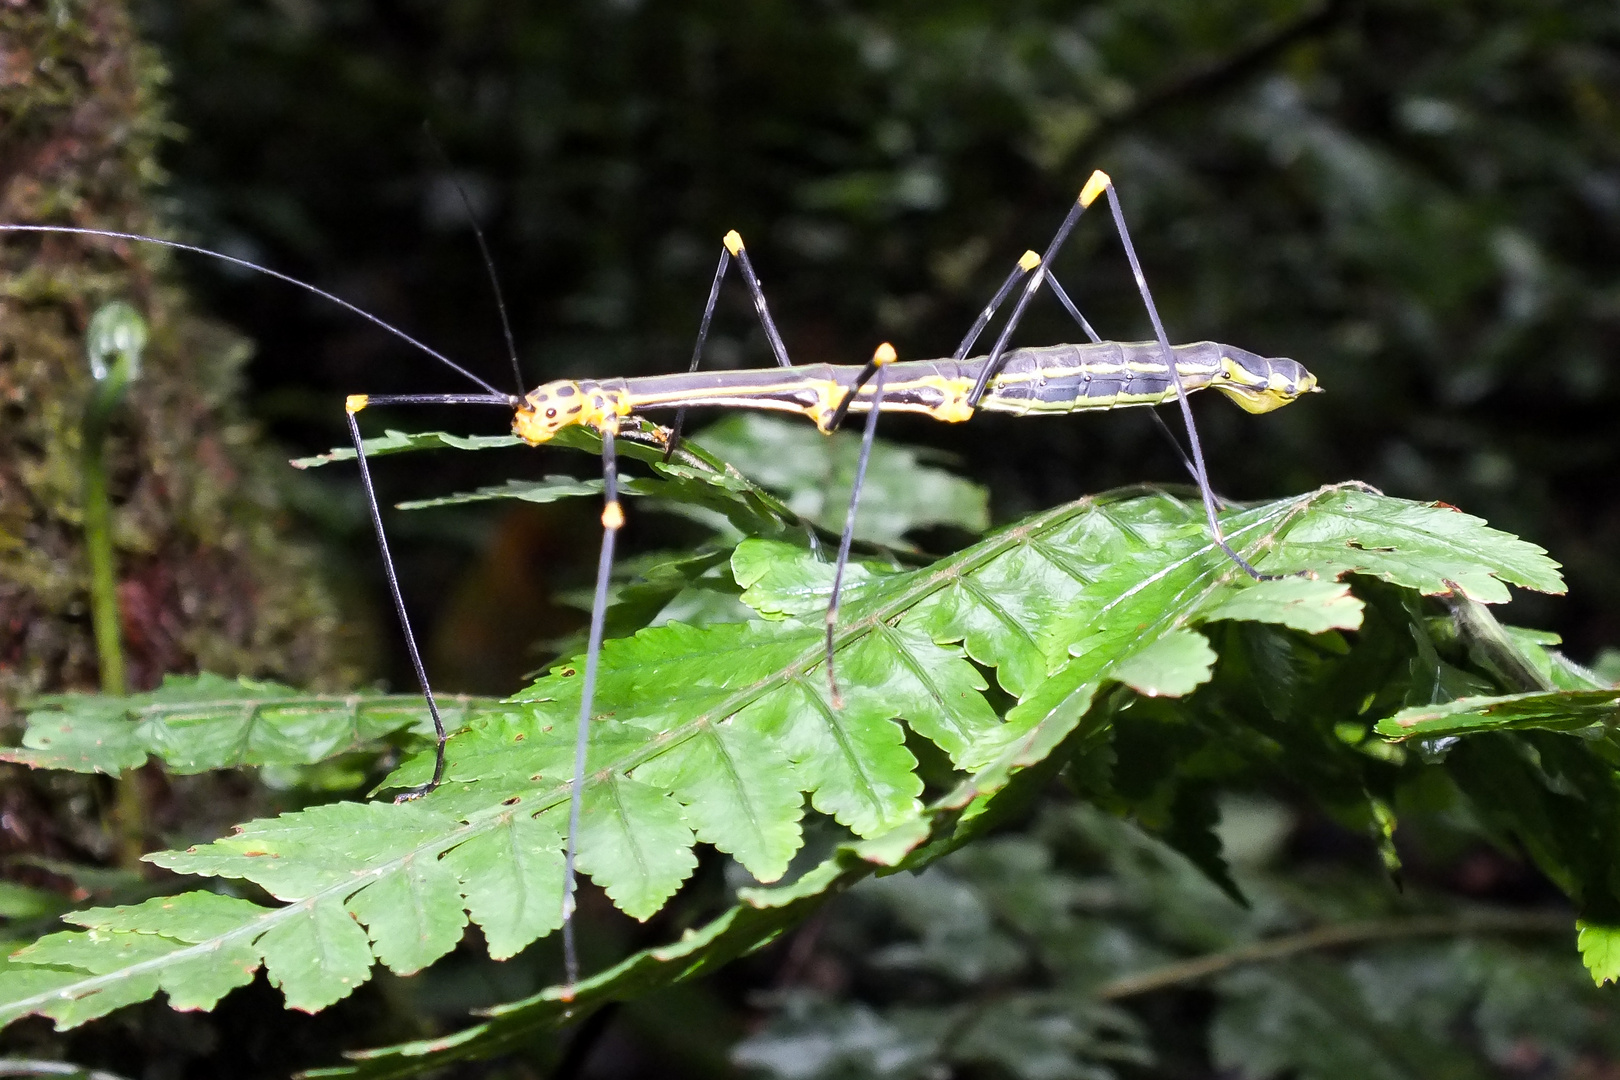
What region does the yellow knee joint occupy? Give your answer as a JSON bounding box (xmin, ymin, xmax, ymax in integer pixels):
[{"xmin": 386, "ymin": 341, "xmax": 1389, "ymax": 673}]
[{"xmin": 1079, "ymin": 170, "xmax": 1112, "ymax": 207}]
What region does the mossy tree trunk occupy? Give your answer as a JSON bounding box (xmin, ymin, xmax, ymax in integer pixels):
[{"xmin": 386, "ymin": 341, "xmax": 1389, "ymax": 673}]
[
  {"xmin": 0, "ymin": 0, "xmax": 360, "ymax": 868},
  {"xmin": 0, "ymin": 0, "xmax": 358, "ymax": 701}
]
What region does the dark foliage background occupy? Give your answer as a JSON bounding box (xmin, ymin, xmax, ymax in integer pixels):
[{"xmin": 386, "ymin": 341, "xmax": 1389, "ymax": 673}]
[
  {"xmin": 4, "ymin": 1, "xmax": 1619, "ymax": 1077},
  {"xmin": 132, "ymin": 0, "xmax": 1620, "ymax": 697}
]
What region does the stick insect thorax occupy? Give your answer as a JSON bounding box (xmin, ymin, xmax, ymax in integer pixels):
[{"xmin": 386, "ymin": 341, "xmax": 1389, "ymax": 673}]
[{"xmin": 510, "ymin": 341, "xmax": 1319, "ymax": 446}]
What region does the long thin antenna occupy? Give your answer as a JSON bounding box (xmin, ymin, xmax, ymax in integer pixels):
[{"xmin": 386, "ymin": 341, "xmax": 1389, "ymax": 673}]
[
  {"xmin": 421, "ymin": 124, "xmax": 527, "ymax": 396},
  {"xmin": 0, "ymin": 224, "xmax": 509, "ymax": 398}
]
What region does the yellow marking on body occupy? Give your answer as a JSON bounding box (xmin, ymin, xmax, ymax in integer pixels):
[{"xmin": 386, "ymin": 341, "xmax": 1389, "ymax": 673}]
[
  {"xmin": 512, "ymin": 406, "xmax": 549, "ymax": 445},
  {"xmin": 923, "ymin": 375, "xmax": 975, "ymax": 423},
  {"xmin": 601, "ymin": 501, "xmax": 625, "ymax": 530},
  {"xmin": 345, "ymin": 394, "xmax": 369, "ymax": 414},
  {"xmin": 1220, "ymin": 387, "xmax": 1291, "ymax": 414},
  {"xmin": 1080, "ymin": 170, "xmax": 1112, "ymax": 207},
  {"xmin": 1018, "ymin": 249, "xmax": 1041, "ymax": 271},
  {"xmin": 513, "ymin": 379, "xmax": 603, "ymax": 445},
  {"xmin": 576, "ymin": 387, "xmax": 633, "ymax": 432},
  {"xmin": 808, "ymin": 378, "xmax": 849, "ymax": 433},
  {"xmin": 723, "ymin": 230, "xmax": 744, "ymax": 256}
]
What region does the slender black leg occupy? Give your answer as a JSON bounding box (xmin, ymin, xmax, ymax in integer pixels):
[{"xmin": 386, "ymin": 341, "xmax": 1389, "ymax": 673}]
[
  {"xmin": 727, "ymin": 231, "xmax": 794, "ymax": 371},
  {"xmin": 1043, "ymin": 274, "xmax": 1102, "ymax": 346},
  {"xmin": 1097, "ymin": 179, "xmax": 1273, "ymax": 580},
  {"xmin": 966, "ymin": 173, "xmax": 1110, "ymax": 407},
  {"xmin": 824, "ymin": 345, "xmax": 892, "ymax": 709},
  {"xmin": 343, "ymin": 393, "xmax": 512, "ymax": 802},
  {"xmin": 953, "ymin": 250, "xmax": 1041, "ymax": 360},
  {"xmin": 666, "ymin": 230, "xmax": 795, "ymax": 459},
  {"xmin": 348, "ymin": 402, "xmax": 444, "ymax": 802},
  {"xmin": 829, "ymin": 247, "xmax": 1038, "ymax": 436},
  {"xmin": 1045, "ymin": 274, "xmax": 1203, "ymax": 489},
  {"xmin": 666, "ymin": 247, "xmax": 732, "ymax": 460},
  {"xmin": 825, "ymin": 350, "xmax": 884, "ymax": 433},
  {"xmin": 561, "ymin": 423, "xmax": 623, "ymax": 999}
]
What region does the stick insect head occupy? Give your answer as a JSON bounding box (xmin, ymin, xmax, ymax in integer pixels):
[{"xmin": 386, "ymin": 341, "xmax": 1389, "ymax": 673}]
[
  {"xmin": 514, "ymin": 379, "xmax": 634, "ymax": 444},
  {"xmin": 513, "ymin": 380, "xmax": 591, "ymax": 444},
  {"xmin": 1209, "ymin": 346, "xmax": 1320, "ymax": 414}
]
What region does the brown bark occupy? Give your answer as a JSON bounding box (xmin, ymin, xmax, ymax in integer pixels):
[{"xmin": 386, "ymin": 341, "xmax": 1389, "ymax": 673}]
[{"xmin": 0, "ymin": 0, "xmax": 359, "ymax": 702}]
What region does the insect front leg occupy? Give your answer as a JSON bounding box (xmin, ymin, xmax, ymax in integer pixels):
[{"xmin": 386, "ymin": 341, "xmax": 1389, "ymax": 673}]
[{"xmin": 344, "ymin": 392, "xmax": 515, "ymax": 801}]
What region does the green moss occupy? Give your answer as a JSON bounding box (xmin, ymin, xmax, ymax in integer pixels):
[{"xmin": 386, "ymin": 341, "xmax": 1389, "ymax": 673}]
[{"xmin": 0, "ymin": 0, "xmax": 359, "ymax": 700}]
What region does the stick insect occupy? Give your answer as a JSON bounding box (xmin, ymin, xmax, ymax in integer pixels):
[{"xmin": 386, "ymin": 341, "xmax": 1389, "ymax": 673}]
[{"xmin": 1, "ymin": 168, "xmax": 1318, "ymax": 995}]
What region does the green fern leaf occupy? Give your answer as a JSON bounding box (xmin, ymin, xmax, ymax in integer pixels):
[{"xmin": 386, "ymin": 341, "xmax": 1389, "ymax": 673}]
[
  {"xmin": 0, "ymin": 893, "xmax": 266, "ymax": 1026},
  {"xmin": 1376, "ymin": 688, "xmax": 1620, "ymax": 740},
  {"xmin": 0, "ymin": 483, "xmax": 1573, "ymax": 1039},
  {"xmin": 4, "ymin": 673, "xmax": 485, "ymax": 775},
  {"xmin": 1578, "ymin": 921, "xmax": 1620, "ymax": 986},
  {"xmin": 290, "ymin": 429, "xmax": 523, "ymax": 469},
  {"xmin": 691, "ymin": 413, "xmax": 990, "ymax": 540}
]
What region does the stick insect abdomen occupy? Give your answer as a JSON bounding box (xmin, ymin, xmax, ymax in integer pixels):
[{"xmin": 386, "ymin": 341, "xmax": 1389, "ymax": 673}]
[
  {"xmin": 976, "ymin": 340, "xmax": 1316, "ymax": 417},
  {"xmin": 975, "ymin": 340, "xmax": 1213, "ymax": 415}
]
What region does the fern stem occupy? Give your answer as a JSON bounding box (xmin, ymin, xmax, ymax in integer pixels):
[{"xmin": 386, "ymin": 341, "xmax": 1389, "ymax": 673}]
[{"xmin": 1094, "ymin": 910, "xmax": 1571, "ymax": 1000}]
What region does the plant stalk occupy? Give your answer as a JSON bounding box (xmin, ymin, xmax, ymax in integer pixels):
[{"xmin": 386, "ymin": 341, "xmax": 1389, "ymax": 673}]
[
  {"xmin": 81, "ymin": 303, "xmax": 148, "ymax": 866},
  {"xmin": 81, "ymin": 434, "xmax": 124, "ymax": 697}
]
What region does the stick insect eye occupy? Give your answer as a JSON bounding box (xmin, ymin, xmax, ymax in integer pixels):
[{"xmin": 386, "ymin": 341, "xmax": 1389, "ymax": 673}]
[{"xmin": 546, "ymin": 408, "xmax": 557, "ymax": 419}]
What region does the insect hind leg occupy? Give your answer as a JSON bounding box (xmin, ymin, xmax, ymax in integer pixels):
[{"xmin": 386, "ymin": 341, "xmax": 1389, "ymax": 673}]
[{"xmin": 1091, "ymin": 173, "xmax": 1275, "ymax": 580}]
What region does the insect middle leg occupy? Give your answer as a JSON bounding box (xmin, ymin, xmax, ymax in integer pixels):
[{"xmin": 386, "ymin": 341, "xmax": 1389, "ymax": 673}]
[{"xmin": 666, "ymin": 229, "xmax": 797, "ymax": 457}]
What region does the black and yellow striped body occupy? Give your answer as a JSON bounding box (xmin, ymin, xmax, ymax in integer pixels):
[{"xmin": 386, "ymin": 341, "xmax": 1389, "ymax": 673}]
[{"xmin": 512, "ymin": 341, "xmax": 1317, "ymax": 445}]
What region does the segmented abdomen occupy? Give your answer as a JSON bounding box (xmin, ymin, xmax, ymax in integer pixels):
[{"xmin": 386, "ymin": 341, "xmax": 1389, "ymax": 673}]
[{"xmin": 978, "ymin": 341, "xmax": 1223, "ymax": 415}]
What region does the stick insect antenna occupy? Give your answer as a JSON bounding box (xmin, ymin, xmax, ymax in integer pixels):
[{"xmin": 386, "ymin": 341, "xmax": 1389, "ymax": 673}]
[
  {"xmin": 0, "ymin": 224, "xmax": 511, "ymax": 399},
  {"xmin": 449, "ymin": 180, "xmax": 526, "ymax": 398},
  {"xmin": 421, "ymin": 124, "xmax": 528, "ymax": 397}
]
